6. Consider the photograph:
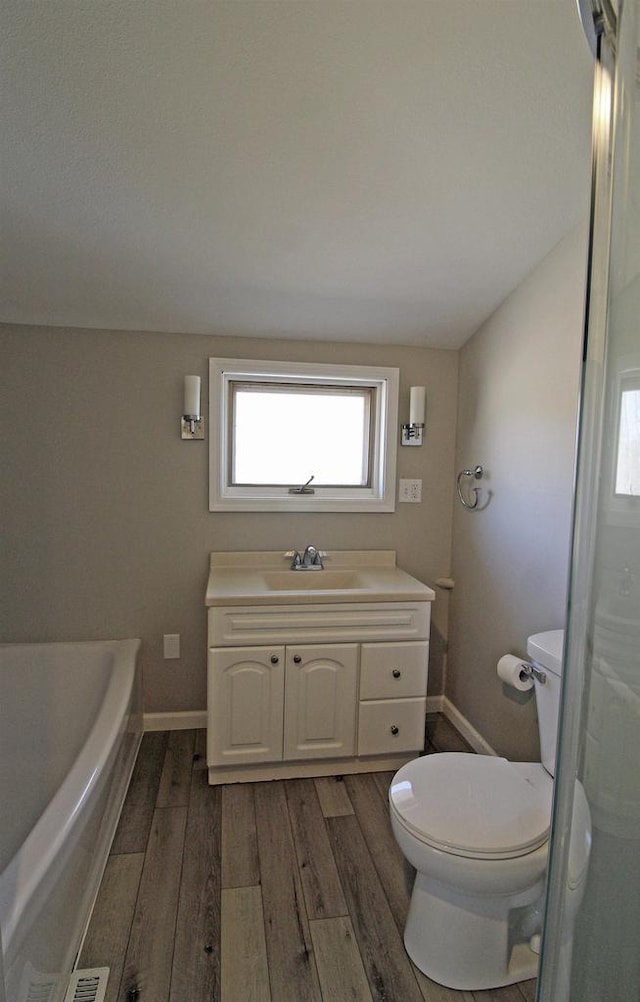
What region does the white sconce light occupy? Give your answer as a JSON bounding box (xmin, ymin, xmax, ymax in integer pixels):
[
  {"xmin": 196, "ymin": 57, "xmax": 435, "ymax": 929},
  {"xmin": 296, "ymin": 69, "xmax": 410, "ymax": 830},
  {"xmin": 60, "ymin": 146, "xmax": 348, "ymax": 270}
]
[
  {"xmin": 181, "ymin": 375, "xmax": 205, "ymax": 439},
  {"xmin": 401, "ymin": 386, "xmax": 425, "ymax": 446}
]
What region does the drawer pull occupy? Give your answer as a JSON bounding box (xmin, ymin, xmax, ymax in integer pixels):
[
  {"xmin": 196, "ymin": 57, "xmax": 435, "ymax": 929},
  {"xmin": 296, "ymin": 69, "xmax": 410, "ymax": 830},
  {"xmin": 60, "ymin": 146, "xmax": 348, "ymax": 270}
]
[
  {"xmin": 270, "ymin": 655, "xmax": 279, "ymax": 665},
  {"xmin": 390, "ymin": 725, "xmax": 399, "ymax": 735},
  {"xmin": 293, "ymin": 654, "xmax": 302, "ymax": 664},
  {"xmin": 392, "ymin": 669, "xmax": 401, "ymax": 678}
]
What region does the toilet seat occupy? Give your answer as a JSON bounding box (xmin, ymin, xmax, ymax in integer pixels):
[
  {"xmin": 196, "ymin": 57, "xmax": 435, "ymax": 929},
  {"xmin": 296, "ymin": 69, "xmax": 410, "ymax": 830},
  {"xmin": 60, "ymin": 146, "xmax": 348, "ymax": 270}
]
[{"xmin": 390, "ymin": 753, "xmax": 553, "ymax": 860}]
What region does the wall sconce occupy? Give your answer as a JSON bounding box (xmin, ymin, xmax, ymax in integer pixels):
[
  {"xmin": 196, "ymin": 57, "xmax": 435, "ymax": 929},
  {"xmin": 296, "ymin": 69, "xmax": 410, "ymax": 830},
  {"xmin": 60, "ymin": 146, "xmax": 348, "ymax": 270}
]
[
  {"xmin": 401, "ymin": 386, "xmax": 425, "ymax": 446},
  {"xmin": 181, "ymin": 375, "xmax": 205, "ymax": 439}
]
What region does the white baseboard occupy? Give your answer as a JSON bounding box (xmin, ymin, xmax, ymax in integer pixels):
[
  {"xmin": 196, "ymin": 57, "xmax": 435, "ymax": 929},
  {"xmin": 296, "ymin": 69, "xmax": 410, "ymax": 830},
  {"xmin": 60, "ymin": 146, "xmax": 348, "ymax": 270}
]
[
  {"xmin": 426, "ymin": 695, "xmax": 444, "ymax": 713},
  {"xmin": 441, "ymin": 696, "xmax": 497, "ymax": 756},
  {"xmin": 144, "ymin": 710, "xmax": 207, "ymax": 732},
  {"xmin": 142, "ymin": 700, "xmax": 496, "ymax": 758}
]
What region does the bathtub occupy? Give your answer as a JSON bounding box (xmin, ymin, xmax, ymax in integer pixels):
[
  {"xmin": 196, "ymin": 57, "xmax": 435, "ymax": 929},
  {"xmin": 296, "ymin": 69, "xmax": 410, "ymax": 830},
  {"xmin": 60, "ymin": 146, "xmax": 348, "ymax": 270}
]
[{"xmin": 0, "ymin": 640, "xmax": 142, "ymax": 1002}]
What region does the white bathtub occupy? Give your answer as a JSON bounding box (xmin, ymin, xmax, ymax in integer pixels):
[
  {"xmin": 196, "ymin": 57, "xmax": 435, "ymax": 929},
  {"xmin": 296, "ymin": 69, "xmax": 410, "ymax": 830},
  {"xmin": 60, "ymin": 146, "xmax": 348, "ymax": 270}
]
[{"xmin": 0, "ymin": 640, "xmax": 142, "ymax": 1002}]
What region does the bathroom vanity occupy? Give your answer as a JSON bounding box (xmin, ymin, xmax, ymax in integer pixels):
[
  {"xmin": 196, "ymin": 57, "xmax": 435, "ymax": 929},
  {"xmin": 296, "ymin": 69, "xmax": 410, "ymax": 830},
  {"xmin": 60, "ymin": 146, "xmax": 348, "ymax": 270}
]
[{"xmin": 205, "ymin": 551, "xmax": 435, "ymax": 784}]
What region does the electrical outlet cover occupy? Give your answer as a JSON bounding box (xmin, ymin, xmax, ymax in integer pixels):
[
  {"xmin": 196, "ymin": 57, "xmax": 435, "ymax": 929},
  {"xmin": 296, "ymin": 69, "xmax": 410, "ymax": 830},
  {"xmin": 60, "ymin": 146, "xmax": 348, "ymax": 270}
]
[
  {"xmin": 163, "ymin": 634, "xmax": 181, "ymax": 659},
  {"xmin": 399, "ymin": 478, "xmax": 422, "ymax": 502}
]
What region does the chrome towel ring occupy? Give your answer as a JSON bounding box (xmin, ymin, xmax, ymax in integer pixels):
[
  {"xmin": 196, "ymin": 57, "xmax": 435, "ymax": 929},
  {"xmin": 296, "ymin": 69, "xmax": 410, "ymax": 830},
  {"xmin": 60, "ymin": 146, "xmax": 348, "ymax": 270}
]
[{"xmin": 456, "ymin": 465, "xmax": 483, "ymax": 509}]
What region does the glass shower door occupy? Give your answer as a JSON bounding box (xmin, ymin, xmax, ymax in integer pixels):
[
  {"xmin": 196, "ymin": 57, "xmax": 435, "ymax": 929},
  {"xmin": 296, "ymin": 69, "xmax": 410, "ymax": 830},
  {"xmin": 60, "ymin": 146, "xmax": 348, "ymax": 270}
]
[{"xmin": 538, "ymin": 1, "xmax": 640, "ymax": 999}]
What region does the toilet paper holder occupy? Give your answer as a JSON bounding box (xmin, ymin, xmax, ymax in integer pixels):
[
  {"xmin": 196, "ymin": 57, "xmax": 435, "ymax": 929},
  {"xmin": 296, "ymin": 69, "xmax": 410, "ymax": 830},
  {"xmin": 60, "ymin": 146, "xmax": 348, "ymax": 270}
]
[{"xmin": 519, "ymin": 662, "xmax": 547, "ymax": 685}]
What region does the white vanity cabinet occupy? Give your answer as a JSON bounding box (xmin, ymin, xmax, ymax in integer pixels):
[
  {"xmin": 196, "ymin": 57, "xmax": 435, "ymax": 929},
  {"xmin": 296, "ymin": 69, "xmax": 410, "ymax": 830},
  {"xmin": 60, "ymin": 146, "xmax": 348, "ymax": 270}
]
[{"xmin": 206, "ymin": 593, "xmax": 433, "ymax": 785}]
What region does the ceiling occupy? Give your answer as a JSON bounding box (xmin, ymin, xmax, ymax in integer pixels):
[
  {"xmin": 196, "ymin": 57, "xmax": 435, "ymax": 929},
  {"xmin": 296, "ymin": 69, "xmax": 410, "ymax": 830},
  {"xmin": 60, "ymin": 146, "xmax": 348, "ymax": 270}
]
[{"xmin": 2, "ymin": 1, "xmax": 594, "ymax": 349}]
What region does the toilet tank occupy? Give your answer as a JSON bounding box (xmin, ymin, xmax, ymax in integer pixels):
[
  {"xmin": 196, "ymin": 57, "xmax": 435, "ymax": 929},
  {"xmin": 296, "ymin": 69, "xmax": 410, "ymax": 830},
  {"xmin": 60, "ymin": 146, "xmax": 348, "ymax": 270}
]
[{"xmin": 527, "ymin": 630, "xmax": 564, "ymax": 777}]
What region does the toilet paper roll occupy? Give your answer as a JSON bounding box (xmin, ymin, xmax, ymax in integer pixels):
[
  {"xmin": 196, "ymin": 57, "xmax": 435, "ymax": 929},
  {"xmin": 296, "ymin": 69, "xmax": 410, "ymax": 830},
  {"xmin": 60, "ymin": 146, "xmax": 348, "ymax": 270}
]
[{"xmin": 497, "ymin": 654, "xmax": 534, "ymax": 691}]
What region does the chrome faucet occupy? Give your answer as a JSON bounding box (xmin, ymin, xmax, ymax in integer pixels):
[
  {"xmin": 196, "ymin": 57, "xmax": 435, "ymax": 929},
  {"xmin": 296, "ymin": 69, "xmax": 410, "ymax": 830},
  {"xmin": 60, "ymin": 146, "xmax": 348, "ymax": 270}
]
[
  {"xmin": 302, "ymin": 545, "xmax": 324, "ymax": 569},
  {"xmin": 285, "ymin": 546, "xmax": 325, "ymax": 570}
]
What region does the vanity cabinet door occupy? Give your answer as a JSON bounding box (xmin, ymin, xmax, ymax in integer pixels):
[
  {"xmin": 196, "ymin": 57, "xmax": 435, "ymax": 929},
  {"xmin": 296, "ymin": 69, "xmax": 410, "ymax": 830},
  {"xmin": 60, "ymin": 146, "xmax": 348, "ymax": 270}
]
[
  {"xmin": 208, "ymin": 646, "xmax": 285, "ymax": 766},
  {"xmin": 283, "ymin": 644, "xmax": 358, "ymax": 760}
]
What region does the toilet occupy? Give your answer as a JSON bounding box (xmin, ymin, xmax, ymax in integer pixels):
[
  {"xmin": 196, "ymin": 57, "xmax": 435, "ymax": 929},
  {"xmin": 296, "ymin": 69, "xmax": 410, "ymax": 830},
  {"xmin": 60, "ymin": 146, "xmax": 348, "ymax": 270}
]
[{"xmin": 389, "ymin": 630, "xmax": 564, "ymax": 991}]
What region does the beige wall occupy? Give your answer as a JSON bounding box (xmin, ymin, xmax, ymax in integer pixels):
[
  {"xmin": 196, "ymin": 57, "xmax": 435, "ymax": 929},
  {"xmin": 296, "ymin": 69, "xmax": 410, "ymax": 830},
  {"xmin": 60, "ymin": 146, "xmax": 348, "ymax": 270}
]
[
  {"xmin": 0, "ymin": 326, "xmax": 458, "ymax": 713},
  {"xmin": 447, "ymin": 225, "xmax": 588, "ymax": 760}
]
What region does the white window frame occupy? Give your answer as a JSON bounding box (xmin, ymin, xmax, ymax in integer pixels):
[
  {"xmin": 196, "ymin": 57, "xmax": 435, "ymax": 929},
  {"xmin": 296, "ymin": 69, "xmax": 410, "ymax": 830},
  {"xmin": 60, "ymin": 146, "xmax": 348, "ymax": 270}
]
[{"xmin": 209, "ymin": 357, "xmax": 398, "ymax": 512}]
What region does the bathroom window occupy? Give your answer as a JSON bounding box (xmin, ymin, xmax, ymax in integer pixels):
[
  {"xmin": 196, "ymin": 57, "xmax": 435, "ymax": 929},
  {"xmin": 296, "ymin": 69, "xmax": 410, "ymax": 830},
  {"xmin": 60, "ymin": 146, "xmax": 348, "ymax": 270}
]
[{"xmin": 209, "ymin": 358, "xmax": 398, "ymax": 511}]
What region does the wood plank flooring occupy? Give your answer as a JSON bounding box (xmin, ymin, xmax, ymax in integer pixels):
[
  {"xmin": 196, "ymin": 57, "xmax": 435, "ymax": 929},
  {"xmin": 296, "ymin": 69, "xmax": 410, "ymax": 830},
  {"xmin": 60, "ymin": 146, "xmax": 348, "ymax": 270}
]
[{"xmin": 80, "ymin": 715, "xmax": 537, "ymax": 1002}]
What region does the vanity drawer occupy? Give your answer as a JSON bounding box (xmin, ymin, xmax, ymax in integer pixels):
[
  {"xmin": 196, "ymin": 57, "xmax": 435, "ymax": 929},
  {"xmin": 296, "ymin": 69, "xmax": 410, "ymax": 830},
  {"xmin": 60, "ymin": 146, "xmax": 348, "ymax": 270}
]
[
  {"xmin": 358, "ymin": 697, "xmax": 426, "ymax": 756},
  {"xmin": 208, "ymin": 601, "xmax": 430, "ymax": 647},
  {"xmin": 360, "ymin": 641, "xmax": 428, "ymax": 699}
]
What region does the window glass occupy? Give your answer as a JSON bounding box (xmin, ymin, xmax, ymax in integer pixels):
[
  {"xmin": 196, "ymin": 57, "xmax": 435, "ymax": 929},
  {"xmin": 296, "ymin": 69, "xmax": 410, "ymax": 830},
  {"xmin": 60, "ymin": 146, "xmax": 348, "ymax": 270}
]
[{"xmin": 232, "ymin": 383, "xmax": 370, "ymax": 486}]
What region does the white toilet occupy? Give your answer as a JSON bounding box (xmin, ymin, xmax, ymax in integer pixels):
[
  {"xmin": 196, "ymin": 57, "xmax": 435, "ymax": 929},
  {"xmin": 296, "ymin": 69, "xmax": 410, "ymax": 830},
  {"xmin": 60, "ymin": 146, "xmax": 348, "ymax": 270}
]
[{"xmin": 389, "ymin": 630, "xmax": 564, "ymax": 991}]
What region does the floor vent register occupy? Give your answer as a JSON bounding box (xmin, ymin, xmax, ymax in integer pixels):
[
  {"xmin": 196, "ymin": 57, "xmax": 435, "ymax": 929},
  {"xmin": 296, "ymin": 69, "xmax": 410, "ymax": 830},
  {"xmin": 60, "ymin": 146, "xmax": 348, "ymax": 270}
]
[{"xmin": 63, "ymin": 968, "xmax": 110, "ymax": 1002}]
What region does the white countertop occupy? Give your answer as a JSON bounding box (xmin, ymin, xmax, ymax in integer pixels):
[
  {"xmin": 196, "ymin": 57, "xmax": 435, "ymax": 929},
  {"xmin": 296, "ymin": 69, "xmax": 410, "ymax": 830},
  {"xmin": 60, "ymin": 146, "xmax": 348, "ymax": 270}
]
[{"xmin": 205, "ymin": 550, "xmax": 435, "ymax": 607}]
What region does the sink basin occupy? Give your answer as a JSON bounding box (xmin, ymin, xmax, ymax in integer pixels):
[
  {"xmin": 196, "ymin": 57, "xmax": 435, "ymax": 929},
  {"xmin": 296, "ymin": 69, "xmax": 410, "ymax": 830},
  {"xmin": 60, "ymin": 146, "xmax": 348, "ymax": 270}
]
[
  {"xmin": 205, "ymin": 550, "xmax": 436, "ymax": 606},
  {"xmin": 262, "ymin": 570, "xmax": 364, "ymax": 591}
]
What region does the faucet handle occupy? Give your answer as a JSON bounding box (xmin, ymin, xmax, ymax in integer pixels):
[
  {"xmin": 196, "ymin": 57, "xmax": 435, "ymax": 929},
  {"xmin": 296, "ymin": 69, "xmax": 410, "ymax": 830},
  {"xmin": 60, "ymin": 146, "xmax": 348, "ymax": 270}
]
[{"xmin": 301, "ymin": 545, "xmax": 325, "ymax": 568}]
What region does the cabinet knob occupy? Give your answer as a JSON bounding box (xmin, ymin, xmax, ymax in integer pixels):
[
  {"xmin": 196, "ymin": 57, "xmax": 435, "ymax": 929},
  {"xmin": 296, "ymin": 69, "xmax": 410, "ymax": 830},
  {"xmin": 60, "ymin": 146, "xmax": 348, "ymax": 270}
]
[
  {"xmin": 270, "ymin": 655, "xmax": 279, "ymax": 665},
  {"xmin": 390, "ymin": 725, "xmax": 399, "ymax": 735},
  {"xmin": 392, "ymin": 669, "xmax": 401, "ymax": 678},
  {"xmin": 293, "ymin": 654, "xmax": 302, "ymax": 664}
]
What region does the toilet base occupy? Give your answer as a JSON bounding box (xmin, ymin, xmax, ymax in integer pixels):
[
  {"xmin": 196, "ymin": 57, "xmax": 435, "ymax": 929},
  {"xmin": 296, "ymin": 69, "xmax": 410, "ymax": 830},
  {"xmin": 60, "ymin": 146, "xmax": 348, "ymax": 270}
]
[{"xmin": 403, "ymin": 870, "xmax": 541, "ymax": 991}]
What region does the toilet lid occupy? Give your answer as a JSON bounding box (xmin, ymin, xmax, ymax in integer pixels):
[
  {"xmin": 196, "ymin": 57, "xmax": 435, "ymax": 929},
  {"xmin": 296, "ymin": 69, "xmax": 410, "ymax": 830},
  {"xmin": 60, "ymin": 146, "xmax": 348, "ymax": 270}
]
[{"xmin": 390, "ymin": 753, "xmax": 553, "ymax": 859}]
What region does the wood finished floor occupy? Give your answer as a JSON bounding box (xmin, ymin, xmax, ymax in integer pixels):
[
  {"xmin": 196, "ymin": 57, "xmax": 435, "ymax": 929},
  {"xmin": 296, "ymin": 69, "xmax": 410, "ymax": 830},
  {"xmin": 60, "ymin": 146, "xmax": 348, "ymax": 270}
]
[{"xmin": 80, "ymin": 715, "xmax": 537, "ymax": 1002}]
